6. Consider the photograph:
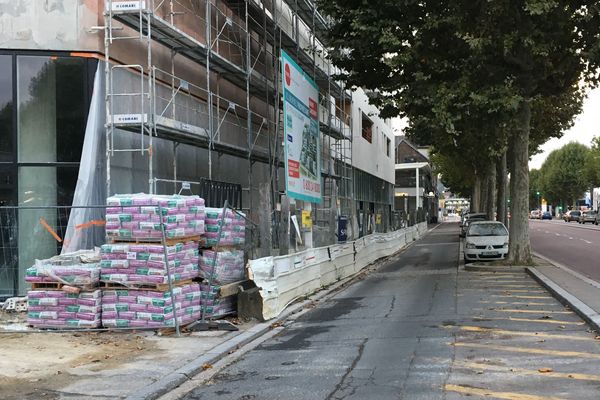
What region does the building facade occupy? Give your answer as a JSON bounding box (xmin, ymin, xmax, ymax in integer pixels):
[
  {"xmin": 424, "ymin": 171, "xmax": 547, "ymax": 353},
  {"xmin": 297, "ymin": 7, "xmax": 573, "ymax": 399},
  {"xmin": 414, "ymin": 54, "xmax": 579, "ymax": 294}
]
[
  {"xmin": 0, "ymin": 0, "xmax": 395, "ymax": 297},
  {"xmin": 394, "ymin": 137, "xmax": 438, "ymax": 223}
]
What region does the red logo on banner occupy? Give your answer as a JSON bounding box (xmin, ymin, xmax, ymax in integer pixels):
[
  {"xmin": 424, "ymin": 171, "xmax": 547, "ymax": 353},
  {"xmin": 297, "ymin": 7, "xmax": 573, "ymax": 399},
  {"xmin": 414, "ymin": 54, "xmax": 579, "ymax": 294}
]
[
  {"xmin": 288, "ymin": 160, "xmax": 300, "ymax": 178},
  {"xmin": 285, "ymin": 64, "xmax": 291, "ymax": 86},
  {"xmin": 309, "ymin": 98, "xmax": 318, "ymax": 119}
]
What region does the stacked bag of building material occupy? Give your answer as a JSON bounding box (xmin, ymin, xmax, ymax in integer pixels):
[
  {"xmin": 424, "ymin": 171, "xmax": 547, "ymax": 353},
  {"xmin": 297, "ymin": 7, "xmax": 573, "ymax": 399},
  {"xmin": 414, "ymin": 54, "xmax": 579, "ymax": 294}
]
[
  {"xmin": 100, "ymin": 241, "xmax": 199, "ymax": 287},
  {"xmin": 101, "ymin": 283, "xmax": 201, "ymax": 328},
  {"xmin": 199, "ymin": 250, "xmax": 245, "ymax": 285},
  {"xmin": 27, "ymin": 290, "xmax": 102, "ymax": 329},
  {"xmin": 26, "ymin": 250, "xmax": 102, "ymax": 329},
  {"xmin": 25, "ymin": 250, "xmax": 100, "ymax": 287},
  {"xmin": 26, "ymin": 264, "xmax": 100, "ymax": 286},
  {"xmin": 105, "ymin": 194, "xmax": 205, "ymax": 241},
  {"xmin": 203, "ymin": 207, "xmax": 245, "ymax": 247},
  {"xmin": 199, "ymin": 249, "xmax": 245, "ymax": 318},
  {"xmin": 199, "ymin": 284, "xmax": 237, "ymax": 319}
]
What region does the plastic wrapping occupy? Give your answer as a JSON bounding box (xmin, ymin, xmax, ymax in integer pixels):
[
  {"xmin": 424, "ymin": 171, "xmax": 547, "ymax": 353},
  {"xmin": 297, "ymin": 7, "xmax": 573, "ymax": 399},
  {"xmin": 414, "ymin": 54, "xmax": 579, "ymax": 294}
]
[
  {"xmin": 101, "ymin": 283, "xmax": 201, "ymax": 328},
  {"xmin": 100, "ymin": 241, "xmax": 199, "ymax": 286},
  {"xmin": 105, "ymin": 194, "xmax": 205, "ymax": 241}
]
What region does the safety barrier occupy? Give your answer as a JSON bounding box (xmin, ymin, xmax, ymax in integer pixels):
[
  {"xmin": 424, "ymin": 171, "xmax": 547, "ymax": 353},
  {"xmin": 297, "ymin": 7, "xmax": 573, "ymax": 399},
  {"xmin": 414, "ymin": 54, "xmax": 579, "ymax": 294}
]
[{"xmin": 247, "ymin": 222, "xmax": 428, "ymax": 320}]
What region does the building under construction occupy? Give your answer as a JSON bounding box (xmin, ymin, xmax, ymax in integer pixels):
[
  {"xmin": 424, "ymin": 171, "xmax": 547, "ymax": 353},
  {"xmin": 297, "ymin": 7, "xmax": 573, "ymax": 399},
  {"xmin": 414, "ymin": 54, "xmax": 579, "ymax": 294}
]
[{"xmin": 0, "ymin": 0, "xmax": 395, "ymax": 297}]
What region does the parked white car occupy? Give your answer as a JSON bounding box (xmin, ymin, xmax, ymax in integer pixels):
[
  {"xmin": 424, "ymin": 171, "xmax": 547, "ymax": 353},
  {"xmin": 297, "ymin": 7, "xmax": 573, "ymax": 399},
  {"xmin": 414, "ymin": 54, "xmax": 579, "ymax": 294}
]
[{"xmin": 464, "ymin": 221, "xmax": 509, "ymax": 263}]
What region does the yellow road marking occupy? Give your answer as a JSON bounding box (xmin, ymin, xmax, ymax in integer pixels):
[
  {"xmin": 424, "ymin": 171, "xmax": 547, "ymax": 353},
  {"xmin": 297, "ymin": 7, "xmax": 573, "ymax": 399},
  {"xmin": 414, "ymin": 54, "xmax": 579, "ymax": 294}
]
[
  {"xmin": 470, "ymin": 284, "xmax": 537, "ymax": 288},
  {"xmin": 446, "ymin": 325, "xmax": 593, "ymax": 341},
  {"xmin": 455, "ymin": 361, "xmax": 600, "ymax": 382},
  {"xmin": 453, "ymin": 342, "xmax": 600, "ymax": 359},
  {"xmin": 485, "ymin": 309, "xmax": 573, "ymax": 314},
  {"xmin": 507, "ymin": 317, "xmax": 583, "ymax": 325},
  {"xmin": 445, "ymin": 384, "xmax": 563, "ymax": 400},
  {"xmin": 491, "ymin": 294, "xmax": 553, "ymax": 299},
  {"xmin": 479, "ymin": 301, "xmax": 557, "ymax": 306}
]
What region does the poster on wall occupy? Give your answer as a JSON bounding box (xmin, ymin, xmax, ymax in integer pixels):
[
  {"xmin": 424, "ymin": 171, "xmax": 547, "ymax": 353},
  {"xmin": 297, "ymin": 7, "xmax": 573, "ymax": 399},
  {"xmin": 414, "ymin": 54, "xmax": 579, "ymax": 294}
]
[{"xmin": 281, "ymin": 50, "xmax": 322, "ymax": 203}]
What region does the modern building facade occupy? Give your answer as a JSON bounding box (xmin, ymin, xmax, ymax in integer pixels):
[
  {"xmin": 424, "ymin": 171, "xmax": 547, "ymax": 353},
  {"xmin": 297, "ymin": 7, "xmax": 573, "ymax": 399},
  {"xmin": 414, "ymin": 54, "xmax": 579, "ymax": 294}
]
[{"xmin": 0, "ymin": 1, "xmax": 395, "ymax": 297}]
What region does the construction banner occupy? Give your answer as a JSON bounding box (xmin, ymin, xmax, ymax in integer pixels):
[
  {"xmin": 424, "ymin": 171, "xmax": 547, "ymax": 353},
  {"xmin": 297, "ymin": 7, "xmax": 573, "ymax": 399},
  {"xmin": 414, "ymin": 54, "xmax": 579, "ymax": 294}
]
[{"xmin": 281, "ymin": 50, "xmax": 322, "ymax": 203}]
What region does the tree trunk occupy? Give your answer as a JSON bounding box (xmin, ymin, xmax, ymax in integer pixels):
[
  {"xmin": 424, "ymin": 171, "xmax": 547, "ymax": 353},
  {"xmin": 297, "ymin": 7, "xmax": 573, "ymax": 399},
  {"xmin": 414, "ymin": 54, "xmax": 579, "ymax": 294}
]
[
  {"xmin": 508, "ymin": 100, "xmax": 532, "ymax": 265},
  {"xmin": 486, "ymin": 159, "xmax": 497, "ymax": 221},
  {"xmin": 481, "ymin": 175, "xmax": 488, "ymax": 215},
  {"xmin": 496, "ymin": 151, "xmax": 508, "ymax": 225},
  {"xmin": 472, "ymin": 174, "xmax": 482, "ymax": 212}
]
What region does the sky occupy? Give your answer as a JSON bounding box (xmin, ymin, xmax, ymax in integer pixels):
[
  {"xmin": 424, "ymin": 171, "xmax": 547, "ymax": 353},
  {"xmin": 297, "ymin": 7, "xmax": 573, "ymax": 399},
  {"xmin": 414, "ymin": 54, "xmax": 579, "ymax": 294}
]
[
  {"xmin": 392, "ymin": 87, "xmax": 600, "ymax": 170},
  {"xmin": 529, "ymin": 87, "xmax": 600, "ymax": 170}
]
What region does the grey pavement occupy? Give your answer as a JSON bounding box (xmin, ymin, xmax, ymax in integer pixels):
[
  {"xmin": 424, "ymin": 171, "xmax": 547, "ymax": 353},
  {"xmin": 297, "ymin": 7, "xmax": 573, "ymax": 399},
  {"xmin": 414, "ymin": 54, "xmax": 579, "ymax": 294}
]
[{"xmin": 528, "ymin": 253, "xmax": 600, "ymax": 334}]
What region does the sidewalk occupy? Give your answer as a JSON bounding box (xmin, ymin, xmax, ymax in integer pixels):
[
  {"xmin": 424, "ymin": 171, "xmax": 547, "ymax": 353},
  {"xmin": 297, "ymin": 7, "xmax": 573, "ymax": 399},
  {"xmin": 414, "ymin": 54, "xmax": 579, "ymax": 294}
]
[{"xmin": 527, "ymin": 253, "xmax": 600, "ymax": 334}]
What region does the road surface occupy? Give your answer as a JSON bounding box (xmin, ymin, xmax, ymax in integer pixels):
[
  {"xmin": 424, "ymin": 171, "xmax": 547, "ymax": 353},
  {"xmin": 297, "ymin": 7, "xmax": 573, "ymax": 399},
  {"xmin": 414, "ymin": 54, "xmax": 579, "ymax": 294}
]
[
  {"xmin": 529, "ymin": 219, "xmax": 600, "ymax": 283},
  {"xmin": 171, "ymin": 223, "xmax": 600, "ymax": 400}
]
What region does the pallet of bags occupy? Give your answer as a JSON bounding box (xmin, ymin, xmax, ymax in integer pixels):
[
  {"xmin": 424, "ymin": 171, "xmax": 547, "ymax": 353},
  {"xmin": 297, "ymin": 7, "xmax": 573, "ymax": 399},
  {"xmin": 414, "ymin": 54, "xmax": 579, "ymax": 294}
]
[
  {"xmin": 199, "ymin": 284, "xmax": 237, "ymax": 318},
  {"xmin": 27, "ymin": 290, "xmax": 102, "ymax": 329},
  {"xmin": 106, "ymin": 194, "xmax": 205, "ymax": 241},
  {"xmin": 203, "ymin": 207, "xmax": 245, "ymax": 247},
  {"xmin": 100, "ymin": 241, "xmax": 199, "ymax": 287},
  {"xmin": 199, "ymin": 250, "xmax": 245, "ymax": 285},
  {"xmin": 101, "ymin": 283, "xmax": 201, "ymax": 328},
  {"xmin": 25, "ymin": 249, "xmax": 100, "ymax": 289}
]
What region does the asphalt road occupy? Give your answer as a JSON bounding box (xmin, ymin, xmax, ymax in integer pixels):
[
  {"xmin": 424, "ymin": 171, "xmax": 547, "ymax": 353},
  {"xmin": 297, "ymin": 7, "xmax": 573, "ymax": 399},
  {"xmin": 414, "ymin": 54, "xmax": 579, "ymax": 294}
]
[
  {"xmin": 177, "ymin": 223, "xmax": 600, "ymax": 400},
  {"xmin": 529, "ymin": 219, "xmax": 600, "ymax": 283}
]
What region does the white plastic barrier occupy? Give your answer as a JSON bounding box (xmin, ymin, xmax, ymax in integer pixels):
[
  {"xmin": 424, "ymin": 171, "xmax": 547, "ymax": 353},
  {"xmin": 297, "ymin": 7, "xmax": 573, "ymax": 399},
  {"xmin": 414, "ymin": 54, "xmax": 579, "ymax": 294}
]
[{"xmin": 247, "ymin": 222, "xmax": 428, "ymax": 320}]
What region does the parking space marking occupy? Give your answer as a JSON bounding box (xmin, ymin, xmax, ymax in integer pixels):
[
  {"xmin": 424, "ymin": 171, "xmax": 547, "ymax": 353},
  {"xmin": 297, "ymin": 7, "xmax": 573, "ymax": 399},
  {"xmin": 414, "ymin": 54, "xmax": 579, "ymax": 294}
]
[
  {"xmin": 478, "ymin": 301, "xmax": 557, "ymax": 306},
  {"xmin": 445, "ymin": 384, "xmax": 563, "ymax": 400},
  {"xmin": 455, "ymin": 361, "xmax": 600, "ymax": 382},
  {"xmin": 491, "ymin": 294, "xmax": 553, "ymax": 299},
  {"xmin": 505, "ymin": 317, "xmax": 584, "ymax": 325},
  {"xmin": 446, "ymin": 325, "xmax": 593, "ymax": 341},
  {"xmin": 479, "ymin": 309, "xmax": 573, "ymax": 315},
  {"xmin": 470, "ymin": 284, "xmax": 539, "ymax": 288},
  {"xmin": 453, "ymin": 343, "xmax": 600, "ymax": 359}
]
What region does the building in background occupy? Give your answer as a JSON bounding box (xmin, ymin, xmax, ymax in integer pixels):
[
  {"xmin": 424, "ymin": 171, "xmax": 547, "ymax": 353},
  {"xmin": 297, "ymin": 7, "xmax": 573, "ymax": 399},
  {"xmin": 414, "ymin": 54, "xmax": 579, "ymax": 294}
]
[
  {"xmin": 0, "ymin": 0, "xmax": 394, "ymax": 297},
  {"xmin": 393, "ymin": 137, "xmax": 438, "ymax": 224}
]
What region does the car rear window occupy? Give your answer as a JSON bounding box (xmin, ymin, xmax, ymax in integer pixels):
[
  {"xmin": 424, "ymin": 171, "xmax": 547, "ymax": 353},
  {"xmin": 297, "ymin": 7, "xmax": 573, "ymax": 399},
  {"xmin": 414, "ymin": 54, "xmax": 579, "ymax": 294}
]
[{"xmin": 468, "ymin": 223, "xmax": 508, "ymax": 236}]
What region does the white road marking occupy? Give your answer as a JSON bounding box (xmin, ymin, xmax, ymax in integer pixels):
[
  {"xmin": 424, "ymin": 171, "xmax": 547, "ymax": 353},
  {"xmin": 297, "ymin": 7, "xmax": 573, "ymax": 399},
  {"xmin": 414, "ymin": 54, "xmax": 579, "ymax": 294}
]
[{"xmin": 581, "ymin": 239, "xmax": 592, "ymax": 244}]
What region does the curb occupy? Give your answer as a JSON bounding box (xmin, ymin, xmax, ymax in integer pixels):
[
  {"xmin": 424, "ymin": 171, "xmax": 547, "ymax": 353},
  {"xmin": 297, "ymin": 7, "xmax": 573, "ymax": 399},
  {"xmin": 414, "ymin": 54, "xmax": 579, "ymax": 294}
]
[
  {"xmin": 127, "ymin": 225, "xmax": 435, "ymax": 400},
  {"xmin": 526, "ymin": 267, "xmax": 600, "ymax": 334}
]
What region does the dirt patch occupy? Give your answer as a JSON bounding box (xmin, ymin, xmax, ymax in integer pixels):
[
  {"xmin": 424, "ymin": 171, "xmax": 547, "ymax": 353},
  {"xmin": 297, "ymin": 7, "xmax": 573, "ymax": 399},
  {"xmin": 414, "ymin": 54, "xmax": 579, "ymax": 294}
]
[{"xmin": 0, "ymin": 313, "xmax": 159, "ymax": 400}]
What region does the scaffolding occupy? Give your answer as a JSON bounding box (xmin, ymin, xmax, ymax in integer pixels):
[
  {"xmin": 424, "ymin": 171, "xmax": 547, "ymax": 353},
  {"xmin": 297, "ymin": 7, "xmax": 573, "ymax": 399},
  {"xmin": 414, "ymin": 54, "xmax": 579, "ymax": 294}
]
[{"xmin": 104, "ymin": 0, "xmax": 354, "ymax": 250}]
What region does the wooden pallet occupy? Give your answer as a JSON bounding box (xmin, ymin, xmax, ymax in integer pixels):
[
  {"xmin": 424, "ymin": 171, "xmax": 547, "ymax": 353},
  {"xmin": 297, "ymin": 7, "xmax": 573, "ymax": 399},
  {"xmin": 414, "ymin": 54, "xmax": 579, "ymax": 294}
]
[
  {"xmin": 100, "ymin": 279, "xmax": 194, "ymax": 291},
  {"xmin": 107, "ymin": 235, "xmax": 202, "ymax": 246},
  {"xmin": 30, "ymin": 282, "xmax": 99, "ymax": 291}
]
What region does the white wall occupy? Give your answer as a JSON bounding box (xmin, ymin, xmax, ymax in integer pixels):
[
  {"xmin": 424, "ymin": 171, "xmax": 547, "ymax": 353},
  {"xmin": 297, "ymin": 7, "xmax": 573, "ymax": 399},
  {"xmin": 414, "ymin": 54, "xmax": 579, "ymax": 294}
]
[
  {"xmin": 0, "ymin": 0, "xmax": 100, "ymax": 51},
  {"xmin": 351, "ymin": 89, "xmax": 395, "ymax": 184}
]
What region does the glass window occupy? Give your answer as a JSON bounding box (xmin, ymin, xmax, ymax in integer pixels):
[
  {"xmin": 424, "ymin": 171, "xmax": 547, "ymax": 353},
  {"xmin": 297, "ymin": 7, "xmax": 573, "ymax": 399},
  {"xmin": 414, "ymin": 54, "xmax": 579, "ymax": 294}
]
[
  {"xmin": 0, "ymin": 55, "xmax": 13, "ymax": 162},
  {"xmin": 17, "ymin": 56, "xmax": 86, "ymax": 163}
]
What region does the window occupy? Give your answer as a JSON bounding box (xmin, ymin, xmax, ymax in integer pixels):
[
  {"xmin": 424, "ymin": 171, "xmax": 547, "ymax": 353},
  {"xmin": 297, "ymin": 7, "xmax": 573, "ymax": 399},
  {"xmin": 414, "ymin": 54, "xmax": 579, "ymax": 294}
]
[
  {"xmin": 0, "ymin": 56, "xmax": 13, "ymax": 163},
  {"xmin": 17, "ymin": 56, "xmax": 87, "ymax": 163},
  {"xmin": 361, "ymin": 112, "xmax": 373, "ymax": 143},
  {"xmin": 386, "ymin": 137, "xmax": 391, "ymax": 157}
]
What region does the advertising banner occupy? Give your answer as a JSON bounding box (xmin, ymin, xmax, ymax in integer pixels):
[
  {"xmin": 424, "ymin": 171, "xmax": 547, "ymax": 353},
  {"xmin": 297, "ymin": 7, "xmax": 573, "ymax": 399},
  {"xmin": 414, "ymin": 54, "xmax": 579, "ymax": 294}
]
[{"xmin": 281, "ymin": 50, "xmax": 322, "ymax": 203}]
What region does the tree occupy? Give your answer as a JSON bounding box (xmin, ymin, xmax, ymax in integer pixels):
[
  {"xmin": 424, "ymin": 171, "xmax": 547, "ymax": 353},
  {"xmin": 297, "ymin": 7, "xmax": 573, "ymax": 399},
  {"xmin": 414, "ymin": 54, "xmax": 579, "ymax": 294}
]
[
  {"xmin": 319, "ymin": 1, "xmax": 600, "ymax": 264},
  {"xmin": 540, "ymin": 142, "xmax": 590, "ymax": 208},
  {"xmin": 529, "ymin": 169, "xmax": 543, "ymax": 211}
]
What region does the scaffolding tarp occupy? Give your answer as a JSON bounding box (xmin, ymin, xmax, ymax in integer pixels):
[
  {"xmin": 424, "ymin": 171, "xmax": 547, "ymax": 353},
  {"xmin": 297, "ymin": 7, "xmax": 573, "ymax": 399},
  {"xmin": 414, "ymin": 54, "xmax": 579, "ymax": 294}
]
[{"xmin": 63, "ymin": 63, "xmax": 106, "ymax": 253}]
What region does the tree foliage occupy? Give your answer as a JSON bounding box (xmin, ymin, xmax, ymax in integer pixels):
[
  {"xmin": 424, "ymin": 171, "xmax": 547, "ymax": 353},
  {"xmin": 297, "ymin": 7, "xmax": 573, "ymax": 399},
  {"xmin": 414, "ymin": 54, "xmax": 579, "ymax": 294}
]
[{"xmin": 539, "ymin": 142, "xmax": 590, "ymax": 207}]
